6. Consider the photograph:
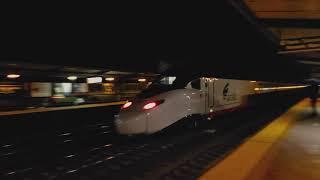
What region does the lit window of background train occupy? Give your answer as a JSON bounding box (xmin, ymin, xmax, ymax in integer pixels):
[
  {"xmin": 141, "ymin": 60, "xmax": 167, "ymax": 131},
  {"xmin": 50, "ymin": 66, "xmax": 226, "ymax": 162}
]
[{"xmin": 0, "ymin": 73, "xmax": 308, "ymax": 111}]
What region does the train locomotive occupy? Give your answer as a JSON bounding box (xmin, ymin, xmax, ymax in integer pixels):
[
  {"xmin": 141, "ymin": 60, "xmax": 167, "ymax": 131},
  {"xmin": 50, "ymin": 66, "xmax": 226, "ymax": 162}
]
[{"xmin": 114, "ymin": 76, "xmax": 304, "ymax": 135}]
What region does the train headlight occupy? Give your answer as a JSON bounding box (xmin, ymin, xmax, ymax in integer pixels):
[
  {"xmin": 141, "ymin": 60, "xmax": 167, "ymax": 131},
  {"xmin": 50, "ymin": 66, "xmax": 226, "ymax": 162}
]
[
  {"xmin": 143, "ymin": 102, "xmax": 157, "ymax": 110},
  {"xmin": 143, "ymin": 100, "xmax": 164, "ymax": 110},
  {"xmin": 121, "ymin": 101, "xmax": 133, "ymax": 109}
]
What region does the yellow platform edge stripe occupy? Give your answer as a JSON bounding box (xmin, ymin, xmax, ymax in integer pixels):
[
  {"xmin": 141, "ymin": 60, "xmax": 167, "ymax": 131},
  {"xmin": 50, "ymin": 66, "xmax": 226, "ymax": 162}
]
[
  {"xmin": 199, "ymin": 99, "xmax": 307, "ymax": 180},
  {"xmin": 0, "ymin": 101, "xmax": 127, "ymax": 116}
]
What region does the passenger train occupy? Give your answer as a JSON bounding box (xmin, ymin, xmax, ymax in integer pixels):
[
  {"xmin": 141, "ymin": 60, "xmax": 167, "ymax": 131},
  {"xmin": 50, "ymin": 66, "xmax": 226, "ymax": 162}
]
[{"xmin": 114, "ymin": 76, "xmax": 306, "ymax": 135}]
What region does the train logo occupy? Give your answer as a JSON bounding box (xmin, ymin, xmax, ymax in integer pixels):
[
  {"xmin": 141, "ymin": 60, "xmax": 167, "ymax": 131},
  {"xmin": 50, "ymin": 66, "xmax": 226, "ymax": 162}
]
[
  {"xmin": 223, "ymin": 83, "xmax": 229, "ymax": 99},
  {"xmin": 223, "ymin": 83, "xmax": 236, "ymax": 101}
]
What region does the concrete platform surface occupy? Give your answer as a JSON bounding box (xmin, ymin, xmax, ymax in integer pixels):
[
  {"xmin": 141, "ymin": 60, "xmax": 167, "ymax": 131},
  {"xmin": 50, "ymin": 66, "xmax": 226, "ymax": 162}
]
[
  {"xmin": 200, "ymin": 99, "xmax": 317, "ymax": 180},
  {"xmin": 261, "ymin": 101, "xmax": 320, "ymax": 180}
]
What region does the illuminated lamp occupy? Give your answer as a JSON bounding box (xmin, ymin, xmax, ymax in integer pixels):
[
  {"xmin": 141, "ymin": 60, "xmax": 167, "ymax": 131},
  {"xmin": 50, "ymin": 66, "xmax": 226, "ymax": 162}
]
[
  {"xmin": 7, "ymin": 74, "xmax": 20, "ymax": 79},
  {"xmin": 105, "ymin": 77, "xmax": 115, "ymax": 81},
  {"xmin": 138, "ymin": 78, "xmax": 147, "ymax": 82},
  {"xmin": 67, "ymin": 76, "xmax": 78, "ymax": 81}
]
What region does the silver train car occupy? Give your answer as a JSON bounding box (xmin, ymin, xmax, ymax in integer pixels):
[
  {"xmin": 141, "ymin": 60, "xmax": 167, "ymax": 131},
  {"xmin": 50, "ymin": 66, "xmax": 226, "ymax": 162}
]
[{"xmin": 115, "ymin": 77, "xmax": 305, "ymax": 135}]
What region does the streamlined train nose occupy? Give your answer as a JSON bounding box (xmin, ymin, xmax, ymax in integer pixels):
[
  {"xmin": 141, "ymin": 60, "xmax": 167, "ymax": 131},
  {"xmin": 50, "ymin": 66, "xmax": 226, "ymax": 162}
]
[
  {"xmin": 115, "ymin": 104, "xmax": 149, "ymax": 135},
  {"xmin": 115, "ymin": 117, "xmax": 147, "ymax": 135},
  {"xmin": 115, "ymin": 99, "xmax": 166, "ymax": 135}
]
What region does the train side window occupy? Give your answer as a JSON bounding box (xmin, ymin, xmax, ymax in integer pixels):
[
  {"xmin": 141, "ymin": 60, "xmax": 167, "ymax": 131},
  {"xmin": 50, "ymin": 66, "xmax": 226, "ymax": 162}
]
[{"xmin": 191, "ymin": 79, "xmax": 201, "ymax": 90}]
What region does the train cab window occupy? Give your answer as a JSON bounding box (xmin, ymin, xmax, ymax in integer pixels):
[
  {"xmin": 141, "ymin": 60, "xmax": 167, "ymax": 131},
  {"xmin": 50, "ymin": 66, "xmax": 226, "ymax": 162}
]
[
  {"xmin": 159, "ymin": 77, "xmax": 176, "ymax": 85},
  {"xmin": 136, "ymin": 76, "xmax": 177, "ymax": 99},
  {"xmin": 190, "ymin": 79, "xmax": 201, "ymax": 90}
]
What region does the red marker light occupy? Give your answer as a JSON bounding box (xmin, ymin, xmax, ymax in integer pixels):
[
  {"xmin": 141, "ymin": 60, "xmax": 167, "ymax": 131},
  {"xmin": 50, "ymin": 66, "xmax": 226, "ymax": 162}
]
[
  {"xmin": 142, "ymin": 100, "xmax": 164, "ymax": 110},
  {"xmin": 122, "ymin": 102, "xmax": 132, "ymax": 109}
]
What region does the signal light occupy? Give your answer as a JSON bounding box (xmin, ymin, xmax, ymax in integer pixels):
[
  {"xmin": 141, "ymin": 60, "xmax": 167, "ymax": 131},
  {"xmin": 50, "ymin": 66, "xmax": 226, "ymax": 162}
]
[
  {"xmin": 122, "ymin": 101, "xmax": 132, "ymax": 109},
  {"xmin": 142, "ymin": 100, "xmax": 164, "ymax": 110}
]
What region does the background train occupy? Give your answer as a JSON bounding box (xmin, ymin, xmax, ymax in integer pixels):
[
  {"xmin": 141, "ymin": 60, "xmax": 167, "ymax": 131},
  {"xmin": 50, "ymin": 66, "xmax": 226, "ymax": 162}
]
[{"xmin": 115, "ymin": 76, "xmax": 307, "ymax": 135}]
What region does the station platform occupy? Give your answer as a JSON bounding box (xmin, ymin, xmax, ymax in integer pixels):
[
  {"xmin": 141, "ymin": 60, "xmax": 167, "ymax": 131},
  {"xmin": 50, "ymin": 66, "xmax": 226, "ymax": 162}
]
[{"xmin": 200, "ymin": 98, "xmax": 320, "ymax": 180}]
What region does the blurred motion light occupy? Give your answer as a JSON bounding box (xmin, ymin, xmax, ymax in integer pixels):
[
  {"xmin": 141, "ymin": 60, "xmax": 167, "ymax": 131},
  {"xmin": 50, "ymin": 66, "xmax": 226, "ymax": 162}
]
[
  {"xmin": 52, "ymin": 95, "xmax": 65, "ymax": 99},
  {"xmin": 67, "ymin": 76, "xmax": 78, "ymax": 81},
  {"xmin": 7, "ymin": 74, "xmax": 20, "ymax": 79},
  {"xmin": 254, "ymin": 85, "xmax": 307, "ymax": 91},
  {"xmin": 105, "ymin": 77, "xmax": 115, "ymax": 81},
  {"xmin": 87, "ymin": 77, "xmax": 102, "ymax": 84},
  {"xmin": 138, "ymin": 78, "xmax": 147, "ymax": 82}
]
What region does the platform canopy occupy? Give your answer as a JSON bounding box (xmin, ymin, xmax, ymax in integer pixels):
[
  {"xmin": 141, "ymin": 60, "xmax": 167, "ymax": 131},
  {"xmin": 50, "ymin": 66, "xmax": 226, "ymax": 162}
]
[
  {"xmin": 245, "ymin": 0, "xmax": 320, "ymax": 20},
  {"xmin": 244, "ymin": 0, "xmax": 320, "ymax": 81}
]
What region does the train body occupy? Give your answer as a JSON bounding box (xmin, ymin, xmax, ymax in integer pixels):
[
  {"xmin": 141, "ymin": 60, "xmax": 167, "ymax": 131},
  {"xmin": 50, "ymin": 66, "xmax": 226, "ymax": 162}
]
[{"xmin": 115, "ymin": 77, "xmax": 303, "ymax": 135}]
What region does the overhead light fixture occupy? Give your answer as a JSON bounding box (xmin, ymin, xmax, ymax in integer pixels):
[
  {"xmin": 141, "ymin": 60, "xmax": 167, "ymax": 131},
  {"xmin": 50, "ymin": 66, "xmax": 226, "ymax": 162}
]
[
  {"xmin": 250, "ymin": 81, "xmax": 256, "ymax": 83},
  {"xmin": 138, "ymin": 78, "xmax": 147, "ymax": 82},
  {"xmin": 67, "ymin": 76, "xmax": 78, "ymax": 81},
  {"xmin": 7, "ymin": 74, "xmax": 20, "ymax": 79},
  {"xmin": 105, "ymin": 77, "xmax": 115, "ymax": 81},
  {"xmin": 87, "ymin": 77, "xmax": 103, "ymax": 84}
]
